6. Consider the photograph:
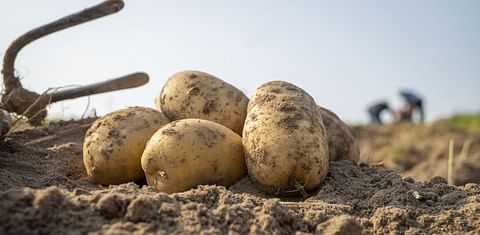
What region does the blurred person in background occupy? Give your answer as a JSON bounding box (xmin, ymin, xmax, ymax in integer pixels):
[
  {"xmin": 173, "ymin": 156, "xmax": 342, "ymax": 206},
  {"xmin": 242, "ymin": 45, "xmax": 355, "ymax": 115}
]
[
  {"xmin": 398, "ymin": 89, "xmax": 425, "ymax": 123},
  {"xmin": 368, "ymin": 101, "xmax": 392, "ymax": 124}
]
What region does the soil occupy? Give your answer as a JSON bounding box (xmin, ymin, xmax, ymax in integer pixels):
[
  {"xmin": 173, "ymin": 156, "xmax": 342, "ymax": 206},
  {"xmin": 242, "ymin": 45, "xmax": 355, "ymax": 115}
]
[
  {"xmin": 356, "ymin": 122, "xmax": 480, "ymax": 185},
  {"xmin": 1, "ymin": 119, "xmax": 480, "ymax": 234}
]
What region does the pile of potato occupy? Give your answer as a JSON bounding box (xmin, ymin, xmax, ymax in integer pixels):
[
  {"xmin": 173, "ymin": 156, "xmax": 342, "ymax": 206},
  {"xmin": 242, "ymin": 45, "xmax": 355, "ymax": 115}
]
[{"xmin": 83, "ymin": 70, "xmax": 359, "ymax": 196}]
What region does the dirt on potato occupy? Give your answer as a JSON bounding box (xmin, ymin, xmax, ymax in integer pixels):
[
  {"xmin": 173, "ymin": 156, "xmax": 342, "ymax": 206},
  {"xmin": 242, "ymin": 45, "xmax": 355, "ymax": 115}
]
[{"xmin": 1, "ymin": 119, "xmax": 480, "ymax": 234}]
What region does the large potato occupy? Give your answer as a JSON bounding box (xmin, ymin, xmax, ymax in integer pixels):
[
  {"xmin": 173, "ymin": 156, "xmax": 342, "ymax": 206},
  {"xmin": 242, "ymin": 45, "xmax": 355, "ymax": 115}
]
[
  {"xmin": 83, "ymin": 107, "xmax": 170, "ymax": 185},
  {"xmin": 318, "ymin": 106, "xmax": 359, "ymax": 161},
  {"xmin": 243, "ymin": 81, "xmax": 329, "ymax": 196},
  {"xmin": 156, "ymin": 70, "xmax": 248, "ymax": 135},
  {"xmin": 141, "ymin": 118, "xmax": 246, "ymax": 193}
]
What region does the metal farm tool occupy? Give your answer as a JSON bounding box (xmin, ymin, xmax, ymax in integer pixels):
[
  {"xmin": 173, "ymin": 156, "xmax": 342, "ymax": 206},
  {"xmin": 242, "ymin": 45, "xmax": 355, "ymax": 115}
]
[{"xmin": 0, "ymin": 0, "xmax": 147, "ymax": 128}]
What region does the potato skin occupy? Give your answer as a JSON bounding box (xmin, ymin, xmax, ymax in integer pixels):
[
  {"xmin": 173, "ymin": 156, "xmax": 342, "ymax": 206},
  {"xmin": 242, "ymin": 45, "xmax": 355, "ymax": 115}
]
[
  {"xmin": 141, "ymin": 118, "xmax": 246, "ymax": 193},
  {"xmin": 318, "ymin": 106, "xmax": 359, "ymax": 161},
  {"xmin": 157, "ymin": 70, "xmax": 248, "ymax": 135},
  {"xmin": 83, "ymin": 107, "xmax": 170, "ymax": 185},
  {"xmin": 243, "ymin": 81, "xmax": 329, "ymax": 195}
]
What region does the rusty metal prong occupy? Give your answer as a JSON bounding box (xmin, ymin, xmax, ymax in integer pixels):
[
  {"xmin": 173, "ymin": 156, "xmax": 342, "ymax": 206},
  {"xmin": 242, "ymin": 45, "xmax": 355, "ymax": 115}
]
[
  {"xmin": 50, "ymin": 72, "xmax": 149, "ymax": 103},
  {"xmin": 2, "ymin": 0, "xmax": 125, "ymax": 95}
]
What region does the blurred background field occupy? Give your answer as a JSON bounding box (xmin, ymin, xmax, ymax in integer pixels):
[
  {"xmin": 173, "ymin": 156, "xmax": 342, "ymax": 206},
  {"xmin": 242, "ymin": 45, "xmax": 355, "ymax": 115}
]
[
  {"xmin": 438, "ymin": 114, "xmax": 480, "ymax": 134},
  {"xmin": 356, "ymin": 113, "xmax": 480, "ymax": 185}
]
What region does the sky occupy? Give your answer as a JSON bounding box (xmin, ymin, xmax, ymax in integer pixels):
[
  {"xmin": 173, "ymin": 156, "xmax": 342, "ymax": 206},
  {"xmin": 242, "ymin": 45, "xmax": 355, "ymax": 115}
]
[{"xmin": 1, "ymin": 0, "xmax": 479, "ymax": 123}]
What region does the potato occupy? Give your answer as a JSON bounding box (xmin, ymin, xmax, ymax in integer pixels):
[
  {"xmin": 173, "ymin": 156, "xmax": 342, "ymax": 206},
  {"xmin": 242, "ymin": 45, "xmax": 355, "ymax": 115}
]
[
  {"xmin": 156, "ymin": 70, "xmax": 248, "ymax": 135},
  {"xmin": 0, "ymin": 109, "xmax": 11, "ymax": 137},
  {"xmin": 83, "ymin": 107, "xmax": 170, "ymax": 185},
  {"xmin": 141, "ymin": 118, "xmax": 246, "ymax": 193},
  {"xmin": 242, "ymin": 81, "xmax": 329, "ymax": 196},
  {"xmin": 318, "ymin": 106, "xmax": 359, "ymax": 161}
]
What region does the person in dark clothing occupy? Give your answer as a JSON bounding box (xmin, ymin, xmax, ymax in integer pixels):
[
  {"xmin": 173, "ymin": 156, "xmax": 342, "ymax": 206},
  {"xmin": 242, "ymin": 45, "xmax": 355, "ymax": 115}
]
[
  {"xmin": 399, "ymin": 90, "xmax": 424, "ymax": 123},
  {"xmin": 368, "ymin": 101, "xmax": 391, "ymax": 124}
]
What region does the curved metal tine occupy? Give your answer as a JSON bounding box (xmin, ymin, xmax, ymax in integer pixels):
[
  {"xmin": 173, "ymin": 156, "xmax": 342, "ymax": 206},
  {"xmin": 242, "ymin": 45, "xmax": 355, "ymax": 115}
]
[
  {"xmin": 2, "ymin": 0, "xmax": 125, "ymax": 94},
  {"xmin": 50, "ymin": 72, "xmax": 149, "ymax": 103}
]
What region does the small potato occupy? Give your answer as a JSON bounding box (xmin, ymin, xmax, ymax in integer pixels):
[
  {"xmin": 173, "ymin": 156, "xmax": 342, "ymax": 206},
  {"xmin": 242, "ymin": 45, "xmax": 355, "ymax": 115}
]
[
  {"xmin": 156, "ymin": 70, "xmax": 248, "ymax": 135},
  {"xmin": 83, "ymin": 107, "xmax": 170, "ymax": 185},
  {"xmin": 318, "ymin": 106, "xmax": 359, "ymax": 161},
  {"xmin": 243, "ymin": 81, "xmax": 329, "ymax": 196},
  {"xmin": 141, "ymin": 118, "xmax": 246, "ymax": 193},
  {"xmin": 0, "ymin": 109, "xmax": 12, "ymax": 137}
]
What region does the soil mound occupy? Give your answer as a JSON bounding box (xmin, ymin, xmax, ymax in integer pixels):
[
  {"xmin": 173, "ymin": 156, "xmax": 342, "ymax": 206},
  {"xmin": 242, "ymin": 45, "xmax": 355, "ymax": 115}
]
[
  {"xmin": 356, "ymin": 122, "xmax": 480, "ymax": 185},
  {"xmin": 1, "ymin": 120, "xmax": 479, "ymax": 234}
]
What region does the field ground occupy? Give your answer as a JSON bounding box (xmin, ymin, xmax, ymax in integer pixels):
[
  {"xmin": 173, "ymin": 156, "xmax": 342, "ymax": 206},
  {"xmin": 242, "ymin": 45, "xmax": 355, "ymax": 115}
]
[
  {"xmin": 1, "ymin": 115, "xmax": 479, "ymax": 234},
  {"xmin": 356, "ymin": 114, "xmax": 480, "ymax": 185}
]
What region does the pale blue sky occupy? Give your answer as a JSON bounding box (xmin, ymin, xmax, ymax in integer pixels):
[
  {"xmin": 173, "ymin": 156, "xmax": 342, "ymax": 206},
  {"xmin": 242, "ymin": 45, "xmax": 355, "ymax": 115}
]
[{"xmin": 1, "ymin": 1, "xmax": 479, "ymax": 123}]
